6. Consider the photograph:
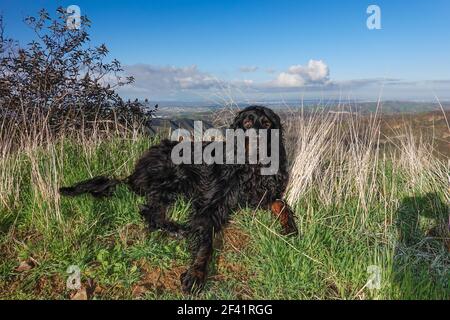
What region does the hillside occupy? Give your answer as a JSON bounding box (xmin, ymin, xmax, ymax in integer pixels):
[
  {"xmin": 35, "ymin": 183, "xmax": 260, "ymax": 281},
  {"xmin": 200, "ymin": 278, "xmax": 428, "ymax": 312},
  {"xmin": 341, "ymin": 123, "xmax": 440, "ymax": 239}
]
[{"xmin": 0, "ymin": 109, "xmax": 448, "ymax": 300}]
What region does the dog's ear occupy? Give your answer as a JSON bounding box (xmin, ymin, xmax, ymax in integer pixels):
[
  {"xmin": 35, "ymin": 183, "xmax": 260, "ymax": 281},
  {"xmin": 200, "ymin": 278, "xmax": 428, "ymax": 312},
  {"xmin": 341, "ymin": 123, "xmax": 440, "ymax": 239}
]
[
  {"xmin": 230, "ymin": 110, "xmax": 246, "ymax": 129},
  {"xmin": 261, "ymin": 107, "xmax": 281, "ymax": 129}
]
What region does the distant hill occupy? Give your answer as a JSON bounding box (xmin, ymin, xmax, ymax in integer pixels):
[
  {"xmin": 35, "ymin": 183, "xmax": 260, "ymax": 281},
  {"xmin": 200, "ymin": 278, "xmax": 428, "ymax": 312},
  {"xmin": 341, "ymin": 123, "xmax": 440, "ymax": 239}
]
[{"xmin": 143, "ymin": 100, "xmax": 450, "ymax": 119}]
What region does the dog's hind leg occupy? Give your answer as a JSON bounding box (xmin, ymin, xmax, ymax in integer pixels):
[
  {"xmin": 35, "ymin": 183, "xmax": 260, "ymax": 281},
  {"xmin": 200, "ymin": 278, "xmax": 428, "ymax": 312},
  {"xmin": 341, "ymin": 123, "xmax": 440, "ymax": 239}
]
[{"xmin": 140, "ymin": 201, "xmax": 188, "ymax": 239}]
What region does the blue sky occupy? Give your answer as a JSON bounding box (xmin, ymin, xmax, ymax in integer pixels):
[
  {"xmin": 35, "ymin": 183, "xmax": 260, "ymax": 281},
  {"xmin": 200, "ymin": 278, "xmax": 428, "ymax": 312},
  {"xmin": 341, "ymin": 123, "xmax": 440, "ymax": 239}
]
[{"xmin": 2, "ymin": 0, "xmax": 450, "ymax": 102}]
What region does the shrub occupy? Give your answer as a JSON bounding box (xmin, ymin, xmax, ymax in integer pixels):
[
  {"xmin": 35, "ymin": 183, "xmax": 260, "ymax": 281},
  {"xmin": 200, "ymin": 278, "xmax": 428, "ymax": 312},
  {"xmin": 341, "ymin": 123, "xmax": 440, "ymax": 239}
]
[{"xmin": 0, "ymin": 8, "xmax": 156, "ymax": 135}]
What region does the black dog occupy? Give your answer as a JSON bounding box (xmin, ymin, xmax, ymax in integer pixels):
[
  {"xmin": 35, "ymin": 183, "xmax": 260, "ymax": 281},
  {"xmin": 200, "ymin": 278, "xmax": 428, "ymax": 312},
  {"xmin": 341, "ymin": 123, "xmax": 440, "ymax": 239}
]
[{"xmin": 59, "ymin": 106, "xmax": 298, "ymax": 293}]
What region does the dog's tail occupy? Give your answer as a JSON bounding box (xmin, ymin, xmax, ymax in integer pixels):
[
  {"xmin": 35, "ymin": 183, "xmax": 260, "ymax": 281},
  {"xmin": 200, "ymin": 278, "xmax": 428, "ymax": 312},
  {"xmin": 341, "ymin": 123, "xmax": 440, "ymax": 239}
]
[{"xmin": 59, "ymin": 176, "xmax": 126, "ymax": 198}]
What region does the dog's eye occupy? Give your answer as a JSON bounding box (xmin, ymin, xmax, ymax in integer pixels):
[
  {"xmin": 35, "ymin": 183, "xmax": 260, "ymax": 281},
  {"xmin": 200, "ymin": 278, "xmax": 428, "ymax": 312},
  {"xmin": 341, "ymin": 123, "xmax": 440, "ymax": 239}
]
[{"xmin": 260, "ymin": 116, "xmax": 272, "ymax": 128}]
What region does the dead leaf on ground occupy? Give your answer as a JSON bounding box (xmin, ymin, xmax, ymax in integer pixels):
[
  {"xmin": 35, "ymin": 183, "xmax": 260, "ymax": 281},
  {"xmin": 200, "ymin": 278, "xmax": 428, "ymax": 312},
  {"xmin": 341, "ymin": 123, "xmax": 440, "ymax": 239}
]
[
  {"xmin": 70, "ymin": 287, "xmax": 88, "ymax": 300},
  {"xmin": 15, "ymin": 260, "xmax": 35, "ymax": 272}
]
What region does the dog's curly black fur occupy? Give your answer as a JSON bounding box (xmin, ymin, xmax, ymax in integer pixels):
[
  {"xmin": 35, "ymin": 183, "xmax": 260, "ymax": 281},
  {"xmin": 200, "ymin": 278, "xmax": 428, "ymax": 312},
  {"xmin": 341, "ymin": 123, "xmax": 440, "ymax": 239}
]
[{"xmin": 59, "ymin": 106, "xmax": 298, "ymax": 294}]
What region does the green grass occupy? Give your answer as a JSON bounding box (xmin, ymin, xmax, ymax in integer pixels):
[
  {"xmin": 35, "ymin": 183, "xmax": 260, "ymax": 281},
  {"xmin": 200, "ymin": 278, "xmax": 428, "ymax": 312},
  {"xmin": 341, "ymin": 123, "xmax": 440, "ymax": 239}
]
[{"xmin": 0, "ymin": 133, "xmax": 448, "ymax": 300}]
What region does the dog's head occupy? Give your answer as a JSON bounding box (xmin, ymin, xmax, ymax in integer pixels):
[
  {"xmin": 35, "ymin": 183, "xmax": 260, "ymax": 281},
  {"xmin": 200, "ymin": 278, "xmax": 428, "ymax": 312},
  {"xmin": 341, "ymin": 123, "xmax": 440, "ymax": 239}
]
[
  {"xmin": 230, "ymin": 106, "xmax": 285, "ymax": 174},
  {"xmin": 230, "ymin": 106, "xmax": 282, "ymax": 131}
]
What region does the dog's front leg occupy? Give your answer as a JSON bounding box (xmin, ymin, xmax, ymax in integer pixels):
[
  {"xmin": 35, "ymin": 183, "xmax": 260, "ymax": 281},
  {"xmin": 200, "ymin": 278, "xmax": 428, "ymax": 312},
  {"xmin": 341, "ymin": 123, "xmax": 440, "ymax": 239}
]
[
  {"xmin": 270, "ymin": 200, "xmax": 298, "ymax": 236},
  {"xmin": 181, "ymin": 182, "xmax": 237, "ymax": 294},
  {"xmin": 180, "ymin": 218, "xmax": 215, "ymax": 294}
]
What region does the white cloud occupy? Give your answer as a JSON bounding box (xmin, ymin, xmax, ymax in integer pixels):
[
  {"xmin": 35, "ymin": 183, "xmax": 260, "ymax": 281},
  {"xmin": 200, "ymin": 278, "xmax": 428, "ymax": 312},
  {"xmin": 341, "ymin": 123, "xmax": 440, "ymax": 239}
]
[
  {"xmin": 119, "ymin": 61, "xmax": 332, "ymax": 99},
  {"xmin": 289, "ymin": 60, "xmax": 329, "ymax": 81},
  {"xmin": 272, "ymin": 60, "xmax": 330, "ymax": 87},
  {"xmin": 275, "ymin": 72, "xmax": 306, "ymax": 87},
  {"xmin": 117, "ymin": 61, "xmax": 445, "ymax": 100},
  {"xmin": 123, "ymin": 64, "xmax": 219, "ymax": 92}
]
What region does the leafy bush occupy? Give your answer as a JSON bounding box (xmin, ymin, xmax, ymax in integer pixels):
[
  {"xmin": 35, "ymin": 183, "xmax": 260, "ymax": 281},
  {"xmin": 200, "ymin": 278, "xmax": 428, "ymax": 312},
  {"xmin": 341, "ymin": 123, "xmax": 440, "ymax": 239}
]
[{"xmin": 0, "ymin": 8, "xmax": 156, "ymax": 134}]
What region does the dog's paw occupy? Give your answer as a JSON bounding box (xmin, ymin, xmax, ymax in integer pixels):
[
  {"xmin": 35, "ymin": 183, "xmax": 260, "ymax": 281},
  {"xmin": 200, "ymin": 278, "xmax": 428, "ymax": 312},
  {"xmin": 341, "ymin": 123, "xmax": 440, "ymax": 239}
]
[
  {"xmin": 282, "ymin": 219, "xmax": 299, "ymax": 237},
  {"xmin": 282, "ymin": 226, "xmax": 299, "ymax": 237},
  {"xmin": 180, "ymin": 267, "xmax": 206, "ymax": 294},
  {"xmin": 139, "ymin": 205, "xmax": 163, "ymax": 231},
  {"xmin": 167, "ymin": 230, "xmax": 187, "ymax": 239}
]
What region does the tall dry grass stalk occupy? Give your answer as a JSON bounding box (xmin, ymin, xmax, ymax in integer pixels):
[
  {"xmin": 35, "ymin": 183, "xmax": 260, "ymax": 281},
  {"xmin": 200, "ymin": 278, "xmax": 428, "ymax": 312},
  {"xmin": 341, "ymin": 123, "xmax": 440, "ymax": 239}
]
[
  {"xmin": 0, "ymin": 108, "xmax": 145, "ymax": 235},
  {"xmin": 285, "ymin": 107, "xmax": 449, "ymax": 226}
]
